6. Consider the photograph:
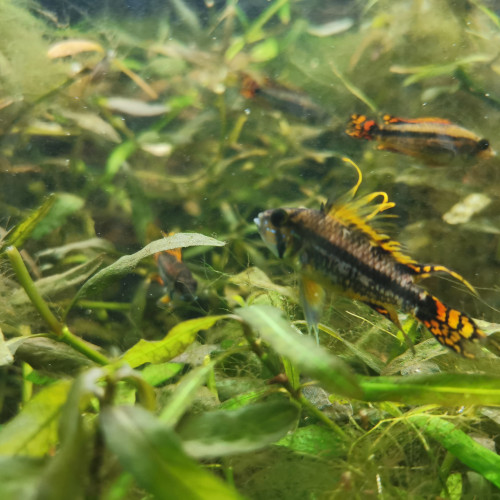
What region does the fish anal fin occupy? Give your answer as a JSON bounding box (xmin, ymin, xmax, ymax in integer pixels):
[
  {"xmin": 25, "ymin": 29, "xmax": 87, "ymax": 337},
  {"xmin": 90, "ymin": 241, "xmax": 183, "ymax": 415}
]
[
  {"xmin": 364, "ymin": 301, "xmax": 415, "ymax": 354},
  {"xmin": 299, "ymin": 275, "xmax": 326, "ymax": 344}
]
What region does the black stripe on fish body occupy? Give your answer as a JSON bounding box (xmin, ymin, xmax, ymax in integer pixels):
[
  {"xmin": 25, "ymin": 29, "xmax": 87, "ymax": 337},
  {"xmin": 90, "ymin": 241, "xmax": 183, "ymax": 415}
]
[{"xmin": 289, "ymin": 211, "xmax": 423, "ymax": 310}]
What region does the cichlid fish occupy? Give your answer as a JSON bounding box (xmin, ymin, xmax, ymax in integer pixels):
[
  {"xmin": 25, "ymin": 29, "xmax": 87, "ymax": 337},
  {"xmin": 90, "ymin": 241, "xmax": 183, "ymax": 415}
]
[
  {"xmin": 254, "ymin": 159, "xmax": 485, "ymax": 356},
  {"xmin": 155, "ymin": 234, "xmax": 197, "ymax": 304},
  {"xmin": 346, "ymin": 114, "xmax": 494, "ymax": 165}
]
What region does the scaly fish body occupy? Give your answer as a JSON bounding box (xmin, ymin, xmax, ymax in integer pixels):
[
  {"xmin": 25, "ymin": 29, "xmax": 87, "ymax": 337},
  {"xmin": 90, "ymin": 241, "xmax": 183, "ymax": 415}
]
[
  {"xmin": 346, "ymin": 114, "xmax": 494, "ymax": 165},
  {"xmin": 255, "ymin": 201, "xmax": 485, "ymax": 356}
]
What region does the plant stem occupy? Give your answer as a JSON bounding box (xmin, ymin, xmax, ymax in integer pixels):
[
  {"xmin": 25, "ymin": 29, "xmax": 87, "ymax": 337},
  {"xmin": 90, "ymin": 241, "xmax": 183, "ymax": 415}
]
[
  {"xmin": 60, "ymin": 327, "xmax": 109, "ymax": 366},
  {"xmin": 6, "ymin": 246, "xmax": 63, "ymax": 336},
  {"xmin": 6, "ymin": 246, "xmax": 110, "ymax": 366},
  {"xmin": 240, "ymin": 321, "xmax": 346, "ymax": 438}
]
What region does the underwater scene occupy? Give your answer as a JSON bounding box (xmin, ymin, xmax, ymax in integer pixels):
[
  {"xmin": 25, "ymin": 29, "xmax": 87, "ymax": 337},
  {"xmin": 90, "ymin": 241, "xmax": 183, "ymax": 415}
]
[{"xmin": 1, "ymin": 0, "xmax": 500, "ymax": 497}]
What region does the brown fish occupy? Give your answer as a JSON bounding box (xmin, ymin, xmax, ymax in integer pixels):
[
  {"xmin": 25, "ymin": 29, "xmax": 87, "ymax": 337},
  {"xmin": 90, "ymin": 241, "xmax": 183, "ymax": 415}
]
[
  {"xmin": 346, "ymin": 114, "xmax": 494, "ymax": 165},
  {"xmin": 254, "ymin": 159, "xmax": 485, "ymax": 356}
]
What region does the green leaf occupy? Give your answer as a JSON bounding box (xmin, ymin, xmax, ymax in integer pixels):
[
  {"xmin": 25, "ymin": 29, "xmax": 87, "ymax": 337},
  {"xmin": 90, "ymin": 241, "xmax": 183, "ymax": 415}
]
[
  {"xmin": 390, "ymin": 54, "xmax": 492, "ymax": 86},
  {"xmin": 122, "ymin": 315, "xmax": 228, "ymax": 368},
  {"xmin": 0, "ymin": 195, "xmax": 56, "ymax": 252},
  {"xmin": 159, "ymin": 361, "xmax": 217, "ymax": 426},
  {"xmin": 235, "ymin": 305, "xmax": 362, "ymax": 399},
  {"xmin": 0, "ymin": 380, "xmax": 72, "ymax": 456},
  {"xmin": 10, "ymin": 257, "xmax": 103, "ymax": 310},
  {"xmin": 359, "ymin": 374, "xmax": 500, "ymax": 406},
  {"xmin": 177, "ymin": 400, "xmax": 300, "ymax": 458},
  {"xmin": 30, "ymin": 193, "xmax": 85, "ymax": 240},
  {"xmin": 105, "ymin": 140, "xmax": 137, "ymax": 181},
  {"xmin": 409, "ymin": 414, "xmax": 500, "ymax": 488},
  {"xmin": 0, "ymin": 328, "xmax": 13, "ymax": 367},
  {"xmin": 0, "ymin": 456, "xmax": 47, "ymax": 500},
  {"xmin": 100, "ymin": 405, "xmax": 242, "ymax": 499},
  {"xmin": 72, "ymin": 233, "xmax": 225, "ymax": 304},
  {"xmin": 36, "ymin": 369, "xmax": 106, "ymax": 500},
  {"xmin": 140, "ymin": 362, "xmax": 183, "ymax": 386},
  {"xmin": 250, "ymin": 38, "xmax": 279, "ymax": 62},
  {"xmin": 276, "ymin": 424, "xmax": 344, "ymax": 459},
  {"xmin": 7, "ymin": 337, "xmax": 94, "ymax": 376}
]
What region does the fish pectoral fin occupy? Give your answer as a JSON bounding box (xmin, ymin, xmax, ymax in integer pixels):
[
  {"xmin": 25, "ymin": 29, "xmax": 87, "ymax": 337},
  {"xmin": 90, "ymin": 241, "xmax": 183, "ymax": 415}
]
[
  {"xmin": 299, "ymin": 276, "xmax": 326, "ymax": 345},
  {"xmin": 364, "ymin": 301, "xmax": 416, "ymax": 354}
]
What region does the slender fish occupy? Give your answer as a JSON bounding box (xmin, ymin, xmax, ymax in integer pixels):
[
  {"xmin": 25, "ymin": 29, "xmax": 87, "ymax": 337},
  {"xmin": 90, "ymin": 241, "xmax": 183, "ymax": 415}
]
[
  {"xmin": 155, "ymin": 233, "xmax": 197, "ymax": 304},
  {"xmin": 346, "ymin": 114, "xmax": 494, "ymax": 165}
]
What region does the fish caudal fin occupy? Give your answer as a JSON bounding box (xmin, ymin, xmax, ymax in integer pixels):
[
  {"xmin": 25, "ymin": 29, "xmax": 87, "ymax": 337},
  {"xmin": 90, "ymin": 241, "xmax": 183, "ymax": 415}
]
[
  {"xmin": 414, "ymin": 294, "xmax": 485, "ymax": 357},
  {"xmin": 299, "ymin": 276, "xmax": 326, "ymax": 345},
  {"xmin": 345, "ymin": 114, "xmax": 379, "ymax": 140}
]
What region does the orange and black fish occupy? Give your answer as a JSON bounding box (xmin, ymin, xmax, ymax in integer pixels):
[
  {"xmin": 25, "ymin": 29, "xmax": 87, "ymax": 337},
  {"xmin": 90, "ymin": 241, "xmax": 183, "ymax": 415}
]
[
  {"xmin": 154, "ymin": 234, "xmax": 197, "ymax": 304},
  {"xmin": 254, "ymin": 159, "xmax": 485, "ymax": 356},
  {"xmin": 346, "ymin": 114, "xmax": 494, "ymax": 165},
  {"xmin": 240, "ymin": 73, "xmax": 327, "ymax": 122}
]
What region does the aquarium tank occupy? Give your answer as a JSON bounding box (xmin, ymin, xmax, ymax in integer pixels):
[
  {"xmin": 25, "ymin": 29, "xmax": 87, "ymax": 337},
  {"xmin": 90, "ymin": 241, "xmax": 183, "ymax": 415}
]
[{"xmin": 0, "ymin": 0, "xmax": 500, "ymax": 498}]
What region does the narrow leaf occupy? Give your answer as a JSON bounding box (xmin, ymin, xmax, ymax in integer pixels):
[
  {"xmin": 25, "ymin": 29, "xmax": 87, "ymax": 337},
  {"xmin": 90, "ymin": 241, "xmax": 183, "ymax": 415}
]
[
  {"xmin": 0, "ymin": 195, "xmax": 56, "ymax": 253},
  {"xmin": 177, "ymin": 400, "xmax": 300, "ymax": 458},
  {"xmin": 0, "ymin": 328, "xmax": 14, "ymax": 366},
  {"xmin": 236, "ymin": 305, "xmax": 362, "ymax": 399},
  {"xmin": 72, "ymin": 233, "xmax": 225, "ymax": 303},
  {"xmin": 360, "ymin": 374, "xmax": 500, "ymax": 406},
  {"xmin": 122, "ymin": 315, "xmax": 228, "ymax": 368},
  {"xmin": 0, "ymin": 380, "xmax": 72, "ymax": 456},
  {"xmin": 159, "ymin": 362, "xmax": 216, "ymax": 426},
  {"xmin": 409, "ymin": 414, "xmax": 500, "ymax": 488},
  {"xmin": 100, "ymin": 405, "xmax": 242, "ymax": 499},
  {"xmin": 276, "ymin": 424, "xmax": 344, "ymax": 459},
  {"xmin": 30, "ymin": 193, "xmax": 85, "ymax": 240}
]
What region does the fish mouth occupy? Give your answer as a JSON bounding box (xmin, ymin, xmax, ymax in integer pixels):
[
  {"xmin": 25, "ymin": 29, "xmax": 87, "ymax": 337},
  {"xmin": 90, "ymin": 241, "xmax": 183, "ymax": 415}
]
[{"xmin": 253, "ymin": 213, "xmax": 263, "ymax": 228}]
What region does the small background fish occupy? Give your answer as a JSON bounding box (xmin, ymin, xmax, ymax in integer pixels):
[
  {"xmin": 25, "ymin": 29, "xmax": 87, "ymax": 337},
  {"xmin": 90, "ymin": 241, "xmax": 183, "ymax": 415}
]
[
  {"xmin": 154, "ymin": 233, "xmax": 198, "ymax": 305},
  {"xmin": 346, "ymin": 114, "xmax": 494, "ymax": 165}
]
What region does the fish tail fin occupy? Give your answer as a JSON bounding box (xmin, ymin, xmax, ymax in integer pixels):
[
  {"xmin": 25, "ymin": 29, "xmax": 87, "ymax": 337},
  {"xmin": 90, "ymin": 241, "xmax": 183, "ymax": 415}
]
[
  {"xmin": 299, "ymin": 276, "xmax": 326, "ymax": 345},
  {"xmin": 345, "ymin": 114, "xmax": 379, "ymax": 140},
  {"xmin": 414, "ymin": 293, "xmax": 485, "ymax": 357}
]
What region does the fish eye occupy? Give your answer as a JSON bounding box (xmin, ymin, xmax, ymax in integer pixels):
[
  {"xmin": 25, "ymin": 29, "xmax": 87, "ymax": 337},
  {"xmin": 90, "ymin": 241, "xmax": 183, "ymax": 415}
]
[
  {"xmin": 478, "ymin": 138, "xmax": 490, "ymax": 151},
  {"xmin": 270, "ymin": 209, "xmax": 288, "ymax": 227}
]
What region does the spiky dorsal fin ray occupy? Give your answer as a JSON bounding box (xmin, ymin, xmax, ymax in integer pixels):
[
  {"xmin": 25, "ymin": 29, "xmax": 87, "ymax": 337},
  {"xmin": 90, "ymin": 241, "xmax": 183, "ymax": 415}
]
[
  {"xmin": 322, "ymin": 157, "xmax": 417, "ymax": 267},
  {"xmin": 408, "ymin": 263, "xmax": 478, "ymax": 296},
  {"xmin": 324, "ymin": 158, "xmax": 480, "ymax": 294}
]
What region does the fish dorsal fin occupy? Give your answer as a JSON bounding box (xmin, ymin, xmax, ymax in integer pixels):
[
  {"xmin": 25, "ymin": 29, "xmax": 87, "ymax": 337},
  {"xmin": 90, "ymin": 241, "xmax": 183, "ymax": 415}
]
[
  {"xmin": 383, "ymin": 114, "xmax": 453, "ymax": 126},
  {"xmin": 407, "ymin": 263, "xmax": 478, "ymax": 296},
  {"xmin": 160, "ymin": 231, "xmax": 183, "ymax": 261},
  {"xmin": 322, "ymin": 157, "xmax": 417, "ymax": 266}
]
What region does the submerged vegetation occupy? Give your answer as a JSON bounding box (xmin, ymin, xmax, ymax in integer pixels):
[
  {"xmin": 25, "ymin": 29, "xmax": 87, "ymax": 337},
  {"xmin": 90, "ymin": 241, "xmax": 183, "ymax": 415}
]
[{"xmin": 1, "ymin": 0, "xmax": 500, "ymax": 497}]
